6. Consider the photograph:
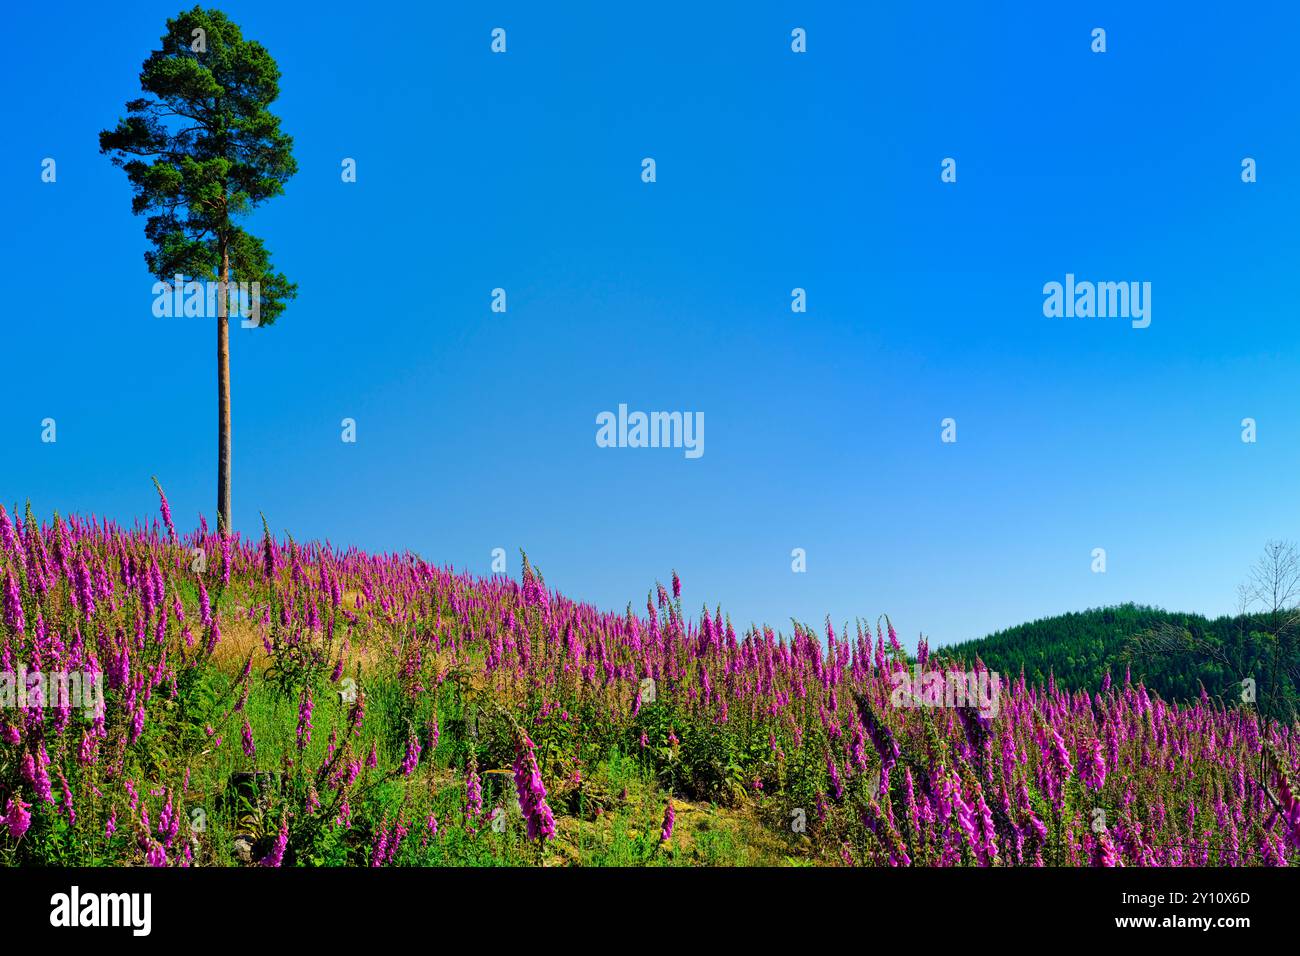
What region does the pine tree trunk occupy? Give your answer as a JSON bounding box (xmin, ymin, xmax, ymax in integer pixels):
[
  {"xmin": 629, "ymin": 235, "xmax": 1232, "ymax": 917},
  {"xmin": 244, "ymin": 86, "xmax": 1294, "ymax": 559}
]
[{"xmin": 217, "ymin": 240, "xmax": 232, "ymax": 531}]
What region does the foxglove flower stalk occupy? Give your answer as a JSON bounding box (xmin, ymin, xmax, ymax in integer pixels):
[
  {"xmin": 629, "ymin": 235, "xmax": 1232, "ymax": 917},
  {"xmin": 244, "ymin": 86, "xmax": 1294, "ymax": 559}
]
[
  {"xmin": 1049, "ymin": 727, "xmax": 1074, "ymax": 780},
  {"xmin": 1092, "ymin": 828, "xmax": 1121, "ymax": 867},
  {"xmin": 952, "ymin": 786, "xmax": 983, "ymax": 864},
  {"xmin": 151, "ymin": 477, "xmax": 175, "ymax": 541},
  {"xmin": 466, "ymin": 766, "xmax": 483, "ymax": 821},
  {"xmin": 23, "ymin": 744, "xmax": 53, "ymax": 804},
  {"xmin": 157, "ymin": 790, "xmax": 180, "ymax": 846},
  {"xmin": 296, "ymin": 686, "xmax": 314, "ymax": 751},
  {"xmin": 3, "ymin": 792, "xmax": 31, "ymax": 840},
  {"xmin": 826, "ymin": 755, "xmax": 843, "ymax": 801},
  {"xmin": 198, "ymin": 581, "xmax": 211, "ymax": 628},
  {"xmin": 0, "ymin": 505, "xmax": 18, "ymax": 558},
  {"xmin": 60, "ymin": 772, "xmax": 76, "ymax": 826},
  {"xmin": 400, "ymin": 730, "xmax": 421, "ymax": 777},
  {"xmin": 262, "ymin": 817, "xmax": 289, "ymax": 867},
  {"xmin": 205, "ymin": 616, "xmax": 221, "ymax": 655},
  {"xmin": 3, "ymin": 567, "xmax": 24, "ymax": 636},
  {"xmin": 511, "ymin": 737, "xmax": 556, "ymax": 841},
  {"xmin": 260, "ymin": 514, "xmax": 277, "ymax": 581},
  {"xmin": 975, "ymin": 789, "xmax": 998, "ymax": 864},
  {"xmin": 1275, "ymin": 762, "xmax": 1300, "ymax": 849},
  {"xmin": 660, "ymin": 799, "xmax": 675, "ymax": 842},
  {"xmin": 1080, "ymin": 736, "xmax": 1106, "ymax": 791}
]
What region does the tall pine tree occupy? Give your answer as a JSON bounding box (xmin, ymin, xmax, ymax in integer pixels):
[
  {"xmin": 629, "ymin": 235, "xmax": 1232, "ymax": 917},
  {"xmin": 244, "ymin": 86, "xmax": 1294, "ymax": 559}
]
[{"xmin": 101, "ymin": 7, "xmax": 297, "ymax": 531}]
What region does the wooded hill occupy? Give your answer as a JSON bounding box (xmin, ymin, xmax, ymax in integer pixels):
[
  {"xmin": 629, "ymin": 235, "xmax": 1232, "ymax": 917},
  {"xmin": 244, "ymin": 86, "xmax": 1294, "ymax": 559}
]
[{"xmin": 939, "ymin": 604, "xmax": 1300, "ymax": 719}]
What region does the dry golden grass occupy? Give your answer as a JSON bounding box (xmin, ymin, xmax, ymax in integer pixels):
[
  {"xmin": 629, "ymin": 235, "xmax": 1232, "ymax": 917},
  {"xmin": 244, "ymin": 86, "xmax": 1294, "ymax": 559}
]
[
  {"xmin": 206, "ymin": 609, "xmax": 384, "ymax": 677},
  {"xmin": 208, "ymin": 615, "xmax": 271, "ymax": 673}
]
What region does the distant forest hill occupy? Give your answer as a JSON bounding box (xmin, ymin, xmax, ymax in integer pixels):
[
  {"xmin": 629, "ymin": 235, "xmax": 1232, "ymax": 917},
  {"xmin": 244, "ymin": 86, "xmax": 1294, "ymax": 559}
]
[{"xmin": 938, "ymin": 603, "xmax": 1300, "ymax": 721}]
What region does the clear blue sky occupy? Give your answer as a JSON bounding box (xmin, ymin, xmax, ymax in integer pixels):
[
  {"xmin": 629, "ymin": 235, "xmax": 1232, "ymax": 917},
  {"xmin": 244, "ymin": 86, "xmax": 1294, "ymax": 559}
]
[{"xmin": 3, "ymin": 2, "xmax": 1298, "ymax": 648}]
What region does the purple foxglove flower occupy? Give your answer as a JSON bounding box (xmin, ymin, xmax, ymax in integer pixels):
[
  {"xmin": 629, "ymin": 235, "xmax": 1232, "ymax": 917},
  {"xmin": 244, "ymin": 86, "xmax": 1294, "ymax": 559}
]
[
  {"xmin": 262, "ymin": 818, "xmax": 289, "ymax": 867},
  {"xmin": 511, "ymin": 738, "xmax": 556, "ymax": 841},
  {"xmin": 1079, "ymin": 736, "xmax": 1106, "ymax": 791},
  {"xmin": 826, "ymin": 755, "xmax": 843, "ymax": 801},
  {"xmin": 466, "ymin": 766, "xmax": 483, "ymax": 820},
  {"xmin": 151, "ymin": 477, "xmax": 175, "ymax": 541},
  {"xmin": 3, "ymin": 567, "xmax": 24, "ymax": 636},
  {"xmin": 296, "ymin": 686, "xmax": 314, "ymax": 751},
  {"xmin": 3, "ymin": 792, "xmax": 32, "ymax": 840},
  {"xmin": 660, "ymin": 799, "xmax": 675, "ymax": 842},
  {"xmin": 400, "ymin": 731, "xmax": 422, "ymax": 776}
]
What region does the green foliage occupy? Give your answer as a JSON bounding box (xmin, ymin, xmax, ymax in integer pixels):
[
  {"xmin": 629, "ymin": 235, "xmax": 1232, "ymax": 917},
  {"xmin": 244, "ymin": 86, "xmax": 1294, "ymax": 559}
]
[{"xmin": 99, "ymin": 6, "xmax": 296, "ymax": 320}]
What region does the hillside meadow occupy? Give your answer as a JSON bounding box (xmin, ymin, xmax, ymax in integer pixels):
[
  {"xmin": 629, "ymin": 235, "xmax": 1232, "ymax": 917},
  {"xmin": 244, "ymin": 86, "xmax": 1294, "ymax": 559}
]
[{"xmin": 1, "ymin": 488, "xmax": 1298, "ymax": 867}]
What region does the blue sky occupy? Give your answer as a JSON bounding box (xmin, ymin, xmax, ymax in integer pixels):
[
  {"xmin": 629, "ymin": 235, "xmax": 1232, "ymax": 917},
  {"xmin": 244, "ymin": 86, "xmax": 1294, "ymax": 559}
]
[{"xmin": 3, "ymin": 2, "xmax": 1299, "ymax": 648}]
